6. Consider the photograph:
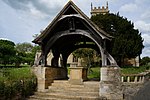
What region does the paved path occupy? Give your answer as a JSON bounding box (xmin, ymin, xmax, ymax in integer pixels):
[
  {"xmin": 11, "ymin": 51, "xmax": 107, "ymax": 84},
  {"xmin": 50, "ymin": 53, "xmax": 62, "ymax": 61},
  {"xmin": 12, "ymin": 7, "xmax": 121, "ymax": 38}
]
[{"xmin": 133, "ymin": 80, "xmax": 150, "ymax": 100}]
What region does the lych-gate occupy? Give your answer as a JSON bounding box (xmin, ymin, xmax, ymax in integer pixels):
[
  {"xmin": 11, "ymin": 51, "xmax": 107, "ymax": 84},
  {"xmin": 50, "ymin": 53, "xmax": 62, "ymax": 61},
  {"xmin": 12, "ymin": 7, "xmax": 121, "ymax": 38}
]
[{"xmin": 32, "ymin": 1, "xmax": 123, "ymax": 99}]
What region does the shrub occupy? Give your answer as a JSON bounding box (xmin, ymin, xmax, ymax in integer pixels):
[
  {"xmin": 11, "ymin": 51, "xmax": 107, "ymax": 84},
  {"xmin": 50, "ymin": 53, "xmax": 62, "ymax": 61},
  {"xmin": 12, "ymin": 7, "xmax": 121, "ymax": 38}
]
[
  {"xmin": 0, "ymin": 81, "xmax": 5, "ymax": 99},
  {"xmin": 0, "ymin": 67, "xmax": 37, "ymax": 99}
]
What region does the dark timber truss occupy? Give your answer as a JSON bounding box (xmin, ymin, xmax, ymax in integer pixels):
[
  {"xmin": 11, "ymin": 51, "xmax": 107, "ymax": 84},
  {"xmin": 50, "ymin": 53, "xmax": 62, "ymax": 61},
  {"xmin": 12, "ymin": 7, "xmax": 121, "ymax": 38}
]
[{"xmin": 32, "ymin": 1, "xmax": 118, "ymax": 67}]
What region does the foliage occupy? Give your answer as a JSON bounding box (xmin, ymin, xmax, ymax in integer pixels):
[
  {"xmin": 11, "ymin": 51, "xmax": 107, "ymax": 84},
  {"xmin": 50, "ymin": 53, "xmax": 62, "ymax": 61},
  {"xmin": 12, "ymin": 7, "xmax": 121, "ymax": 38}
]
[
  {"xmin": 140, "ymin": 56, "xmax": 150, "ymax": 66},
  {"xmin": 16, "ymin": 42, "xmax": 33, "ymax": 53},
  {"xmin": 32, "ymin": 45, "xmax": 40, "ymax": 55},
  {"xmin": 0, "ymin": 41, "xmax": 41, "ymax": 67},
  {"xmin": 72, "ymin": 48, "xmax": 100, "ymax": 67},
  {"xmin": 0, "ymin": 40, "xmax": 16, "ymax": 66},
  {"xmin": 15, "ymin": 43, "xmax": 32, "ymax": 66},
  {"xmin": 0, "ymin": 40, "xmax": 40, "ymax": 67},
  {"xmin": 0, "ymin": 42, "xmax": 40, "ymax": 67},
  {"xmin": 91, "ymin": 13, "xmax": 144, "ymax": 66},
  {"xmin": 15, "ymin": 43, "xmax": 40, "ymax": 66},
  {"xmin": 87, "ymin": 67, "xmax": 100, "ymax": 79},
  {"xmin": 14, "ymin": 51, "xmax": 25, "ymax": 67},
  {"xmin": 73, "ymin": 48, "xmax": 94, "ymax": 58},
  {"xmin": 0, "ymin": 66, "xmax": 37, "ymax": 99},
  {"xmin": 121, "ymin": 65, "xmax": 150, "ymax": 74}
]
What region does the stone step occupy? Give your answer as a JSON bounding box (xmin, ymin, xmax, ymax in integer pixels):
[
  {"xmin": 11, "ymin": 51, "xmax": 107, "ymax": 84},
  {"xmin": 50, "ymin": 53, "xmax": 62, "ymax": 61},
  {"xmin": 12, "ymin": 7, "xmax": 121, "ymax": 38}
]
[
  {"xmin": 29, "ymin": 95, "xmax": 100, "ymax": 100},
  {"xmin": 29, "ymin": 92, "xmax": 100, "ymax": 100},
  {"xmin": 29, "ymin": 80, "xmax": 101, "ymax": 100},
  {"xmin": 84, "ymin": 81, "xmax": 100, "ymax": 87},
  {"xmin": 52, "ymin": 91, "xmax": 99, "ymax": 97},
  {"xmin": 29, "ymin": 96, "xmax": 59, "ymax": 100},
  {"xmin": 36, "ymin": 92, "xmax": 99, "ymax": 97},
  {"xmin": 51, "ymin": 83, "xmax": 84, "ymax": 88},
  {"xmin": 35, "ymin": 90, "xmax": 99, "ymax": 97},
  {"xmin": 48, "ymin": 86, "xmax": 99, "ymax": 92},
  {"xmin": 53, "ymin": 80, "xmax": 100, "ymax": 85},
  {"xmin": 51, "ymin": 80, "xmax": 84, "ymax": 87},
  {"xmin": 51, "ymin": 80, "xmax": 99, "ymax": 88}
]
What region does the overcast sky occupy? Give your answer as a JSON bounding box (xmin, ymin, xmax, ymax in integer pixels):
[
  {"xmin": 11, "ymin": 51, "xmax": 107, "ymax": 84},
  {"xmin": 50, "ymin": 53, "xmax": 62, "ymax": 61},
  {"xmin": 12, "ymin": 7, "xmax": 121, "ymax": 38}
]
[{"xmin": 0, "ymin": 0, "xmax": 150, "ymax": 57}]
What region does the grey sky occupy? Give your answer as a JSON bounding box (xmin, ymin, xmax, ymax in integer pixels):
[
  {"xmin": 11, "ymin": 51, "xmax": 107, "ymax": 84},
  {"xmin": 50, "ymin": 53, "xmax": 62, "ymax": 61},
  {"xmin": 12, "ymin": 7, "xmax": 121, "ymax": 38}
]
[{"xmin": 0, "ymin": 0, "xmax": 150, "ymax": 57}]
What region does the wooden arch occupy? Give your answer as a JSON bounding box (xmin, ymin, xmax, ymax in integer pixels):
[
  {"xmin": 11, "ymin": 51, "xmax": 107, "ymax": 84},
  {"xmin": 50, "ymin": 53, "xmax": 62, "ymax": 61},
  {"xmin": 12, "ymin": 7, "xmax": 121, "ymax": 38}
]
[{"xmin": 33, "ymin": 1, "xmax": 118, "ymax": 67}]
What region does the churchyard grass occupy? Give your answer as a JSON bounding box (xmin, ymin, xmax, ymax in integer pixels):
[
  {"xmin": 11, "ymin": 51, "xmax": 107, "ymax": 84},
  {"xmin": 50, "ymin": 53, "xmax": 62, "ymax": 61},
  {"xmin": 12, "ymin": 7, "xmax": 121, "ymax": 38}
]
[
  {"xmin": 87, "ymin": 66, "xmax": 150, "ymax": 79},
  {"xmin": 88, "ymin": 67, "xmax": 100, "ymax": 79}
]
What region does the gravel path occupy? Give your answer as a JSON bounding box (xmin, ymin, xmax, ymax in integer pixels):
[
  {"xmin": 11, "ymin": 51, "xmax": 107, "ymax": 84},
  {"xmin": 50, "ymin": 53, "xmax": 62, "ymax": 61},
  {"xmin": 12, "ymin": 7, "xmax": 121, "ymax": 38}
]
[{"xmin": 133, "ymin": 80, "xmax": 150, "ymax": 100}]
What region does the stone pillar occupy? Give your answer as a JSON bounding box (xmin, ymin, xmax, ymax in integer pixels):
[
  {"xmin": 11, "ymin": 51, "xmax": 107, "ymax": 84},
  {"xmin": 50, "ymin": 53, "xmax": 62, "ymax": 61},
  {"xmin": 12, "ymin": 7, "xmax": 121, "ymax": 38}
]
[
  {"xmin": 69, "ymin": 67, "xmax": 88, "ymax": 85},
  {"xmin": 100, "ymin": 66, "xmax": 123, "ymax": 99},
  {"xmin": 32, "ymin": 66, "xmax": 68, "ymax": 92},
  {"xmin": 32, "ymin": 66, "xmax": 51, "ymax": 92}
]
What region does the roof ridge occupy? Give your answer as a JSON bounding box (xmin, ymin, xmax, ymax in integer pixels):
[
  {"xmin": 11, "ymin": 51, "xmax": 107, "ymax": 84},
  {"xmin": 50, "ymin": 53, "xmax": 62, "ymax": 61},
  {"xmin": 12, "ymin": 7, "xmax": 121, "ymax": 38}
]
[{"xmin": 33, "ymin": 1, "xmax": 112, "ymax": 44}]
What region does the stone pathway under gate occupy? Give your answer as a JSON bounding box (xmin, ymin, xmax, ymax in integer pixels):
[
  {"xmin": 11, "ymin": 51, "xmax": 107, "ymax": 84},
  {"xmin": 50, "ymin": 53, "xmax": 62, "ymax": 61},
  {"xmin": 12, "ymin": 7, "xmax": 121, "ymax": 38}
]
[{"xmin": 28, "ymin": 80, "xmax": 102, "ymax": 100}]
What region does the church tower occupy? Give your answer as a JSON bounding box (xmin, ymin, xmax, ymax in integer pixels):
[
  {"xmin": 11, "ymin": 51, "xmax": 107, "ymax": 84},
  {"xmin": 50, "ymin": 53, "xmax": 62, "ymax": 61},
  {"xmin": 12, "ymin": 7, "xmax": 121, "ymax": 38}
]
[{"xmin": 91, "ymin": 2, "xmax": 109, "ymax": 16}]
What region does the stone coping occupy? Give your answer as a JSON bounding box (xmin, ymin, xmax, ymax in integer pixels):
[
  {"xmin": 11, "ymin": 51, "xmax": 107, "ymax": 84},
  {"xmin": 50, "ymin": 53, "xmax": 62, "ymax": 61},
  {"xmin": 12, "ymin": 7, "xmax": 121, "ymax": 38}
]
[
  {"xmin": 122, "ymin": 71, "xmax": 150, "ymax": 76},
  {"xmin": 69, "ymin": 66, "xmax": 88, "ymax": 69}
]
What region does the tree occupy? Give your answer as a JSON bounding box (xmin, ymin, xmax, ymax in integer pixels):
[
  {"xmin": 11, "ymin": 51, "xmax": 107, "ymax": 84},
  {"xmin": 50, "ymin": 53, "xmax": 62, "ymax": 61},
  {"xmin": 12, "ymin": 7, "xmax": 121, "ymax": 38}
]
[
  {"xmin": 15, "ymin": 42, "xmax": 32, "ymax": 66},
  {"xmin": 0, "ymin": 40, "xmax": 16, "ymax": 66},
  {"xmin": 15, "ymin": 42, "xmax": 40, "ymax": 66},
  {"xmin": 72, "ymin": 48, "xmax": 95, "ymax": 74},
  {"xmin": 25, "ymin": 45, "xmax": 40, "ymax": 65},
  {"xmin": 73, "ymin": 48, "xmax": 99, "ymax": 66},
  {"xmin": 91, "ymin": 13, "xmax": 144, "ymax": 66},
  {"xmin": 16, "ymin": 42, "xmax": 33, "ymax": 53},
  {"xmin": 31, "ymin": 45, "xmax": 40, "ymax": 56},
  {"xmin": 140, "ymin": 56, "xmax": 150, "ymax": 66}
]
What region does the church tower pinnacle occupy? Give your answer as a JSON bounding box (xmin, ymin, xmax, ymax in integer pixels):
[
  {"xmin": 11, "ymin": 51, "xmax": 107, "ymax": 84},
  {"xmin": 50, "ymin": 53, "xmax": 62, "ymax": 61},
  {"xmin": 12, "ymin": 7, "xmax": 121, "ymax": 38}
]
[
  {"xmin": 106, "ymin": 1, "xmax": 108, "ymax": 9},
  {"xmin": 90, "ymin": 1, "xmax": 109, "ymax": 16},
  {"xmin": 91, "ymin": 2, "xmax": 93, "ymax": 10}
]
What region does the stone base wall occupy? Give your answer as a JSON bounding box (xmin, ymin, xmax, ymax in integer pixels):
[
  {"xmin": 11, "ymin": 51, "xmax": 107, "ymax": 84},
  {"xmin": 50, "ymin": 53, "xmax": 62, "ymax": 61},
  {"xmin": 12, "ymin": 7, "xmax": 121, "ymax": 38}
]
[
  {"xmin": 69, "ymin": 67, "xmax": 88, "ymax": 85},
  {"xmin": 32, "ymin": 66, "xmax": 67, "ymax": 92},
  {"xmin": 100, "ymin": 66, "xmax": 123, "ymax": 100}
]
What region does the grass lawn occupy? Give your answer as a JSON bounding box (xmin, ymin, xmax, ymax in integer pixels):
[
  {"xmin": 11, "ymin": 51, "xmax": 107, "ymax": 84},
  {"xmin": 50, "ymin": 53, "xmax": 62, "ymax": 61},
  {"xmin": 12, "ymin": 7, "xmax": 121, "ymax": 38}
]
[
  {"xmin": 121, "ymin": 66, "xmax": 150, "ymax": 74},
  {"xmin": 0, "ymin": 65, "xmax": 32, "ymax": 81},
  {"xmin": 0, "ymin": 67, "xmax": 32, "ymax": 81},
  {"xmin": 88, "ymin": 67, "xmax": 100, "ymax": 79}
]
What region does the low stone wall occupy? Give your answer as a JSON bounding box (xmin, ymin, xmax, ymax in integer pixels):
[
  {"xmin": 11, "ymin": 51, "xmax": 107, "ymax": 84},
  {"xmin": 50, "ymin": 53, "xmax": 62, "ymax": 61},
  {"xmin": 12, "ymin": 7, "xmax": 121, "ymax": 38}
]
[
  {"xmin": 45, "ymin": 67, "xmax": 68, "ymax": 80},
  {"xmin": 122, "ymin": 70, "xmax": 150, "ymax": 100},
  {"xmin": 121, "ymin": 71, "xmax": 150, "ymax": 83},
  {"xmin": 32, "ymin": 66, "xmax": 67, "ymax": 91}
]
